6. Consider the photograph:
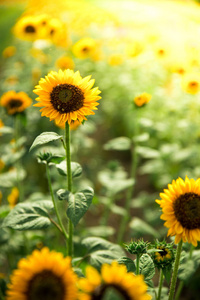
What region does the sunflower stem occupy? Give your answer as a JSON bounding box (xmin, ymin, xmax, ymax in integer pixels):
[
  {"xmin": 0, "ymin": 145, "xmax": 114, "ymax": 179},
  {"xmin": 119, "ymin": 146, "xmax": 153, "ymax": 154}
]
[
  {"xmin": 157, "ymin": 269, "xmax": 164, "ymax": 300},
  {"xmin": 65, "ymin": 123, "xmax": 74, "ymax": 257},
  {"xmin": 117, "ymin": 111, "xmax": 138, "ymax": 243},
  {"xmin": 46, "ymin": 164, "xmax": 69, "ymax": 243},
  {"xmin": 168, "ymin": 240, "xmax": 183, "ymax": 300},
  {"xmin": 136, "ymin": 254, "xmax": 140, "ymax": 275},
  {"xmin": 14, "ymin": 114, "xmax": 24, "ymax": 202}
]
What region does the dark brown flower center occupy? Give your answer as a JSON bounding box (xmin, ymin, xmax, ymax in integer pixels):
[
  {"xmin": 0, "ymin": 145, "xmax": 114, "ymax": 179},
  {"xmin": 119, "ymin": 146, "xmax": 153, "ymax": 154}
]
[
  {"xmin": 173, "ymin": 192, "xmax": 200, "ymax": 229},
  {"xmin": 8, "ymin": 99, "xmax": 23, "ymax": 109},
  {"xmin": 25, "ymin": 25, "xmax": 36, "ymax": 33},
  {"xmin": 91, "ymin": 284, "xmax": 132, "ymax": 300},
  {"xmin": 158, "ymin": 247, "xmax": 168, "ymax": 257},
  {"xmin": 50, "ymin": 83, "xmax": 84, "ymax": 114},
  {"xmin": 189, "ymin": 81, "xmax": 198, "ymax": 87},
  {"xmin": 82, "ymin": 47, "xmax": 89, "ymax": 52},
  {"xmin": 26, "ymin": 270, "xmax": 65, "ymax": 300}
]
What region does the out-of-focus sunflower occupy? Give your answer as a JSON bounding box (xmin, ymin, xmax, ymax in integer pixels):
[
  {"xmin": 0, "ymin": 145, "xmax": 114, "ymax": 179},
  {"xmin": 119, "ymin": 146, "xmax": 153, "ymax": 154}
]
[
  {"xmin": 2, "ymin": 46, "xmax": 16, "ymax": 58},
  {"xmin": 13, "ymin": 15, "xmax": 40, "ymax": 41},
  {"xmin": 78, "ymin": 261, "xmax": 151, "ymax": 300},
  {"xmin": 56, "ymin": 56, "xmax": 75, "ymax": 70},
  {"xmin": 134, "ymin": 93, "xmax": 152, "ymax": 107},
  {"xmin": 156, "ymin": 176, "xmax": 200, "ymax": 247},
  {"xmin": 72, "ymin": 37, "xmax": 100, "ymax": 60},
  {"xmin": 33, "ymin": 69, "xmax": 101, "ymax": 126},
  {"xmin": 47, "ymin": 18, "xmax": 69, "ymax": 47},
  {"xmin": 7, "ymin": 187, "xmax": 19, "ymax": 208},
  {"xmin": 6, "ymin": 247, "xmax": 77, "ymax": 300},
  {"xmin": 108, "ymin": 53, "xmax": 124, "ymax": 66},
  {"xmin": 181, "ymin": 72, "xmax": 200, "ymax": 94},
  {"xmin": 0, "ymin": 91, "xmax": 32, "ymax": 115}
]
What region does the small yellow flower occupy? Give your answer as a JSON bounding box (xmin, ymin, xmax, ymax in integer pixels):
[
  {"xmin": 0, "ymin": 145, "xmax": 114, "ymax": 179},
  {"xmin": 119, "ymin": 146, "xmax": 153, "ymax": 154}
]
[
  {"xmin": 0, "ymin": 91, "xmax": 32, "ymax": 115},
  {"xmin": 33, "ymin": 69, "xmax": 101, "ymax": 126},
  {"xmin": 108, "ymin": 53, "xmax": 124, "ymax": 66},
  {"xmin": 181, "ymin": 73, "xmax": 200, "ymax": 94},
  {"xmin": 78, "ymin": 261, "xmax": 151, "ymax": 300},
  {"xmin": 13, "ymin": 15, "xmax": 39, "ymax": 41},
  {"xmin": 7, "ymin": 187, "xmax": 19, "ymax": 208},
  {"xmin": 72, "ymin": 37, "xmax": 99, "ymax": 60},
  {"xmin": 6, "ymin": 247, "xmax": 78, "ymax": 300},
  {"xmin": 0, "ymin": 159, "xmax": 5, "ymax": 172},
  {"xmin": 134, "ymin": 93, "xmax": 152, "ymax": 107},
  {"xmin": 56, "ymin": 56, "xmax": 75, "ymax": 70},
  {"xmin": 2, "ymin": 46, "xmax": 16, "ymax": 58},
  {"xmin": 156, "ymin": 176, "xmax": 200, "ymax": 247}
]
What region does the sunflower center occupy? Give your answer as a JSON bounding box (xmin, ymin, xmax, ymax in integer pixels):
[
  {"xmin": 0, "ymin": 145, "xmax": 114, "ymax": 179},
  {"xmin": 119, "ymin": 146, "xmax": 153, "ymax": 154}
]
[
  {"xmin": 25, "ymin": 25, "xmax": 36, "ymax": 33},
  {"xmin": 189, "ymin": 81, "xmax": 198, "ymax": 87},
  {"xmin": 91, "ymin": 284, "xmax": 132, "ymax": 300},
  {"xmin": 173, "ymin": 192, "xmax": 200, "ymax": 229},
  {"xmin": 82, "ymin": 47, "xmax": 89, "ymax": 52},
  {"xmin": 8, "ymin": 99, "xmax": 22, "ymax": 109},
  {"xmin": 158, "ymin": 247, "xmax": 168, "ymax": 257},
  {"xmin": 26, "ymin": 270, "xmax": 65, "ymax": 300},
  {"xmin": 50, "ymin": 84, "xmax": 84, "ymax": 114}
]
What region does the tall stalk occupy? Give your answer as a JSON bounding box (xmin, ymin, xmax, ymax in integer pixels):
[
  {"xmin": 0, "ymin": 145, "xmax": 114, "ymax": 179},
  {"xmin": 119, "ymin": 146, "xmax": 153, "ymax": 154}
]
[{"xmin": 65, "ymin": 123, "xmax": 73, "ymax": 257}]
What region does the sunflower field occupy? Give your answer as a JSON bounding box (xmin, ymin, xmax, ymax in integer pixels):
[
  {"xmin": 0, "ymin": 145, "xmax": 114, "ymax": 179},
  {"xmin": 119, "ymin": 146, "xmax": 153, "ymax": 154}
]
[{"xmin": 1, "ymin": 0, "xmax": 200, "ymax": 299}]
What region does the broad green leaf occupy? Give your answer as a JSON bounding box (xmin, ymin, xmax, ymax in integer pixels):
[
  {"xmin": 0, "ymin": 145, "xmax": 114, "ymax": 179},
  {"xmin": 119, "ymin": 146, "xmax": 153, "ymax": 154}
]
[
  {"xmin": 136, "ymin": 146, "xmax": 160, "ymax": 159},
  {"xmin": 0, "ymin": 169, "xmax": 26, "ymax": 187},
  {"xmin": 139, "ymin": 254, "xmax": 155, "ymax": 281},
  {"xmin": 178, "ymin": 250, "xmax": 200, "ymax": 282},
  {"xmin": 29, "ymin": 132, "xmax": 62, "ymax": 152},
  {"xmin": 117, "ymin": 257, "xmax": 136, "ymax": 273},
  {"xmin": 37, "ymin": 152, "xmax": 65, "ymax": 165},
  {"xmin": 57, "ymin": 189, "xmax": 70, "ymax": 201},
  {"xmin": 0, "ymin": 126, "xmax": 13, "ymax": 134},
  {"xmin": 0, "ymin": 205, "xmax": 10, "ymax": 218},
  {"xmin": 133, "ymin": 133, "xmax": 149, "ymax": 142},
  {"xmin": 67, "ymin": 187, "xmax": 94, "ymax": 226},
  {"xmin": 2, "ymin": 148, "xmax": 26, "ymax": 165},
  {"xmin": 129, "ymin": 217, "xmax": 159, "ymax": 238},
  {"xmin": 82, "ymin": 237, "xmax": 125, "ymax": 269},
  {"xmin": 2, "ymin": 201, "xmax": 53, "ymax": 230},
  {"xmin": 104, "ymin": 137, "xmax": 131, "ymax": 151},
  {"xmin": 86, "ymin": 226, "xmax": 115, "ymax": 237},
  {"xmin": 56, "ymin": 161, "xmax": 82, "ymax": 178}
]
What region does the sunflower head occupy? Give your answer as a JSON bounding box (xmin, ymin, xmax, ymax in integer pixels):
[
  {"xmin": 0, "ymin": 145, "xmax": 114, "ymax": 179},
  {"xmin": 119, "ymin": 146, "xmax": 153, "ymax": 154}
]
[
  {"xmin": 72, "ymin": 37, "xmax": 100, "ymax": 60},
  {"xmin": 78, "ymin": 261, "xmax": 151, "ymax": 300},
  {"xmin": 56, "ymin": 56, "xmax": 75, "ymax": 70},
  {"xmin": 6, "ymin": 247, "xmax": 78, "ymax": 300},
  {"xmin": 156, "ymin": 176, "xmax": 200, "ymax": 247},
  {"xmin": 33, "ymin": 69, "xmax": 101, "ymax": 126},
  {"xmin": 0, "ymin": 91, "xmax": 32, "ymax": 115},
  {"xmin": 13, "ymin": 15, "xmax": 39, "ymax": 41},
  {"xmin": 125, "ymin": 239, "xmax": 150, "ymax": 255},
  {"xmin": 151, "ymin": 240, "xmax": 175, "ymax": 269},
  {"xmin": 181, "ymin": 72, "xmax": 200, "ymax": 94},
  {"xmin": 134, "ymin": 93, "xmax": 152, "ymax": 107},
  {"xmin": 2, "ymin": 46, "xmax": 16, "ymax": 58}
]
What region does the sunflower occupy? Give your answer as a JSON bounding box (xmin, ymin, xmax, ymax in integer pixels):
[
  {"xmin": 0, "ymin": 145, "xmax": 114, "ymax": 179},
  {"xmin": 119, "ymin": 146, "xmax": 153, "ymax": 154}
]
[
  {"xmin": 56, "ymin": 56, "xmax": 75, "ymax": 70},
  {"xmin": 151, "ymin": 241, "xmax": 174, "ymax": 270},
  {"xmin": 156, "ymin": 176, "xmax": 200, "ymax": 247},
  {"xmin": 181, "ymin": 72, "xmax": 200, "ymax": 94},
  {"xmin": 6, "ymin": 247, "xmax": 77, "ymax": 300},
  {"xmin": 78, "ymin": 261, "xmax": 151, "ymax": 300},
  {"xmin": 134, "ymin": 93, "xmax": 152, "ymax": 107},
  {"xmin": 2, "ymin": 46, "xmax": 16, "ymax": 58},
  {"xmin": 33, "ymin": 69, "xmax": 101, "ymax": 126},
  {"xmin": 7, "ymin": 187, "xmax": 19, "ymax": 208},
  {"xmin": 72, "ymin": 37, "xmax": 99, "ymax": 60},
  {"xmin": 0, "ymin": 91, "xmax": 32, "ymax": 115},
  {"xmin": 13, "ymin": 15, "xmax": 39, "ymax": 41}
]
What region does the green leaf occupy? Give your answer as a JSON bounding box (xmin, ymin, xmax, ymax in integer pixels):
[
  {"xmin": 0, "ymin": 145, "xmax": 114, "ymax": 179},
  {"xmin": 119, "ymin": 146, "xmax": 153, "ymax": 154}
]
[
  {"xmin": 56, "ymin": 161, "xmax": 82, "ymax": 178},
  {"xmin": 0, "ymin": 169, "xmax": 26, "ymax": 187},
  {"xmin": 139, "ymin": 254, "xmax": 155, "ymax": 281},
  {"xmin": 29, "ymin": 132, "xmax": 62, "ymax": 152},
  {"xmin": 67, "ymin": 187, "xmax": 94, "ymax": 226},
  {"xmin": 82, "ymin": 237, "xmax": 125, "ymax": 269},
  {"xmin": 129, "ymin": 217, "xmax": 159, "ymax": 238},
  {"xmin": 136, "ymin": 146, "xmax": 160, "ymax": 158},
  {"xmin": 2, "ymin": 201, "xmax": 53, "ymax": 230},
  {"xmin": 163, "ymin": 266, "xmax": 172, "ymax": 284},
  {"xmin": 117, "ymin": 257, "xmax": 136, "ymax": 272},
  {"xmin": 133, "ymin": 133, "xmax": 149, "ymax": 142},
  {"xmin": 104, "ymin": 137, "xmax": 131, "ymax": 151},
  {"xmin": 57, "ymin": 189, "xmax": 70, "ymax": 201},
  {"xmin": 86, "ymin": 226, "xmax": 115, "ymax": 237},
  {"xmin": 0, "ymin": 126, "xmax": 13, "ymax": 134},
  {"xmin": 178, "ymin": 250, "xmax": 200, "ymax": 282}
]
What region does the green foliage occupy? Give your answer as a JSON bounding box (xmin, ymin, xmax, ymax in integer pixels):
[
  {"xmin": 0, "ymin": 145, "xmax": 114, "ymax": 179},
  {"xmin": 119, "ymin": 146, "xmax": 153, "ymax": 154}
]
[
  {"xmin": 67, "ymin": 187, "xmax": 94, "ymax": 226},
  {"xmin": 139, "ymin": 254, "xmax": 155, "ymax": 282},
  {"xmin": 178, "ymin": 250, "xmax": 200, "ymax": 283},
  {"xmin": 56, "ymin": 161, "xmax": 83, "ymax": 178},
  {"xmin": 29, "ymin": 132, "xmax": 63, "ymax": 152},
  {"xmin": 0, "ymin": 168, "xmax": 26, "ymax": 187},
  {"xmin": 117, "ymin": 256, "xmax": 136, "ymax": 272},
  {"xmin": 81, "ymin": 237, "xmax": 125, "ymax": 269},
  {"xmin": 2, "ymin": 201, "xmax": 53, "ymax": 230},
  {"xmin": 104, "ymin": 137, "xmax": 131, "ymax": 151},
  {"xmin": 129, "ymin": 217, "xmax": 159, "ymax": 238}
]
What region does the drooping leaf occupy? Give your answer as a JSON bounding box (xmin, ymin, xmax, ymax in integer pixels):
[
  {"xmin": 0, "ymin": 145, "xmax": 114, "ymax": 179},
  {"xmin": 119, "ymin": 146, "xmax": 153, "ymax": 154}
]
[
  {"xmin": 56, "ymin": 161, "xmax": 82, "ymax": 178},
  {"xmin": 57, "ymin": 189, "xmax": 70, "ymax": 201},
  {"xmin": 2, "ymin": 201, "xmax": 53, "ymax": 230},
  {"xmin": 139, "ymin": 254, "xmax": 155, "ymax": 281},
  {"xmin": 129, "ymin": 217, "xmax": 159, "ymax": 238},
  {"xmin": 178, "ymin": 250, "xmax": 200, "ymax": 282},
  {"xmin": 104, "ymin": 137, "xmax": 131, "ymax": 151},
  {"xmin": 29, "ymin": 132, "xmax": 62, "ymax": 152},
  {"xmin": 117, "ymin": 257, "xmax": 136, "ymax": 273},
  {"xmin": 163, "ymin": 266, "xmax": 173, "ymax": 284},
  {"xmin": 67, "ymin": 187, "xmax": 94, "ymax": 226},
  {"xmin": 82, "ymin": 237, "xmax": 125, "ymax": 269}
]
